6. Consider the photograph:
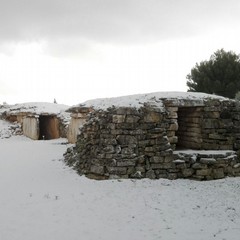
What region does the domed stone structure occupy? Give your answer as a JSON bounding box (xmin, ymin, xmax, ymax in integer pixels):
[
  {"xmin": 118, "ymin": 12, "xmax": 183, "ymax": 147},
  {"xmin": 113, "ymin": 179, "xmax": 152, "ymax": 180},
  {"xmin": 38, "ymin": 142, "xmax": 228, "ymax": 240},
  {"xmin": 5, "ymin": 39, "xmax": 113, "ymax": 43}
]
[{"xmin": 65, "ymin": 92, "xmax": 240, "ymax": 180}]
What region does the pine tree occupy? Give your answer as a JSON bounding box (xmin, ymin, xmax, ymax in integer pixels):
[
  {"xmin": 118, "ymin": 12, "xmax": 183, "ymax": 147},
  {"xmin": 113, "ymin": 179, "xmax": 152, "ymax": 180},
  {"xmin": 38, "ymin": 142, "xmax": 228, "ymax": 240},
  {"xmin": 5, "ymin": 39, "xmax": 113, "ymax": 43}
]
[{"xmin": 186, "ymin": 49, "xmax": 240, "ymax": 98}]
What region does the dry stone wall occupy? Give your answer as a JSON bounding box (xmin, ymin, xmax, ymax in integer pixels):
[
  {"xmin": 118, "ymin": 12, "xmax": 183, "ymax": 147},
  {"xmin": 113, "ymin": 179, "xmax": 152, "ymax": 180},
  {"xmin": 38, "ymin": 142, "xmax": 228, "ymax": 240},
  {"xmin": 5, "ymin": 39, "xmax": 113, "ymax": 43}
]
[
  {"xmin": 165, "ymin": 99, "xmax": 240, "ymax": 151},
  {"xmin": 173, "ymin": 150, "xmax": 240, "ymax": 180},
  {"xmin": 202, "ymin": 100, "xmax": 240, "ymax": 150},
  {"xmin": 65, "ymin": 105, "xmax": 175, "ymax": 180},
  {"xmin": 64, "ymin": 97, "xmax": 240, "ymax": 180}
]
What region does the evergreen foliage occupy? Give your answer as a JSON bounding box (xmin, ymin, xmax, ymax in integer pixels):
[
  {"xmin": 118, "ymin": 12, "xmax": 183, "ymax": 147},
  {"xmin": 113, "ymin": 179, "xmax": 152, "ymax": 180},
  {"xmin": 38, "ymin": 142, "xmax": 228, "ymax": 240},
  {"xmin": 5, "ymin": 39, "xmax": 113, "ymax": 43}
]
[{"xmin": 186, "ymin": 49, "xmax": 240, "ymax": 98}]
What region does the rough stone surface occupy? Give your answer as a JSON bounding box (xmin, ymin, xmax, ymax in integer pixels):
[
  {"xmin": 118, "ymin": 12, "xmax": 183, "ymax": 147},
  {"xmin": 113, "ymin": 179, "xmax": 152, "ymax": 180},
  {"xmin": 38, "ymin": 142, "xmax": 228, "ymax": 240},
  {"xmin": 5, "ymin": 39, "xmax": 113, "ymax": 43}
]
[
  {"xmin": 172, "ymin": 151, "xmax": 238, "ymax": 180},
  {"xmin": 64, "ymin": 96, "xmax": 240, "ymax": 180}
]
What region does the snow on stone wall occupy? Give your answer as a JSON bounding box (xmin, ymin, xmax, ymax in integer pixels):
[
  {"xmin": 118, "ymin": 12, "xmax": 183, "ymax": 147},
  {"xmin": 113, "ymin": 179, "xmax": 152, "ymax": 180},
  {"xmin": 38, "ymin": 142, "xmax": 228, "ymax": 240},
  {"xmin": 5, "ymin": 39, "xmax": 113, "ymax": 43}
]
[{"xmin": 65, "ymin": 92, "xmax": 240, "ymax": 180}]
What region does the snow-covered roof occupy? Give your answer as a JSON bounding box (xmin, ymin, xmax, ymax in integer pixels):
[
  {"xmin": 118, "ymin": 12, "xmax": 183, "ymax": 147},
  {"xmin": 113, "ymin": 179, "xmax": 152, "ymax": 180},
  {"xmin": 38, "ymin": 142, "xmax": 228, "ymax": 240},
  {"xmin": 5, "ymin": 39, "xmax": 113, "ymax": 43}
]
[
  {"xmin": 73, "ymin": 92, "xmax": 229, "ymax": 110},
  {"xmin": 0, "ymin": 102, "xmax": 70, "ymax": 115}
]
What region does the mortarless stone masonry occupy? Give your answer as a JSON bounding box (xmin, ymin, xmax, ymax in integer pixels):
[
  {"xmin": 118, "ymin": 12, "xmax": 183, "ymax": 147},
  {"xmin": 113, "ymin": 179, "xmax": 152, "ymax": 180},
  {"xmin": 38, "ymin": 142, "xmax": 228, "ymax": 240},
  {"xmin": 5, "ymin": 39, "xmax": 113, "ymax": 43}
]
[{"xmin": 64, "ymin": 93, "xmax": 240, "ymax": 180}]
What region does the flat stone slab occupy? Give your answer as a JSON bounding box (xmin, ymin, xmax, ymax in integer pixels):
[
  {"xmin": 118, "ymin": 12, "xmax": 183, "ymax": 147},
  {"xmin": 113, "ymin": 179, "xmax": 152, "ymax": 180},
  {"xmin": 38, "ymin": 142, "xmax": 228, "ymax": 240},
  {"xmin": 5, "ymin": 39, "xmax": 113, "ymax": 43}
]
[{"xmin": 174, "ymin": 149, "xmax": 235, "ymax": 158}]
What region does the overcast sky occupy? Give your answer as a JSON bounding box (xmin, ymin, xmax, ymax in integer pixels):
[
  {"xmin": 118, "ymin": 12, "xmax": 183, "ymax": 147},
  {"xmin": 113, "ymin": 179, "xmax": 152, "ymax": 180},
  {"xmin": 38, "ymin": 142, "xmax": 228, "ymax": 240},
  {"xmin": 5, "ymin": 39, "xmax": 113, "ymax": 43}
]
[{"xmin": 1, "ymin": 0, "xmax": 240, "ymax": 105}]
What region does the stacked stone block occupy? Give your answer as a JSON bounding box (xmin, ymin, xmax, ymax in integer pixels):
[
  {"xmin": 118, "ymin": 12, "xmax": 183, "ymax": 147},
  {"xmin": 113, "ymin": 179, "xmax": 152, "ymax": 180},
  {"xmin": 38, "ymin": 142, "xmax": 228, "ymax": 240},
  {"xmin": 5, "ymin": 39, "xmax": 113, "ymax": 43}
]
[
  {"xmin": 173, "ymin": 150, "xmax": 240, "ymax": 180},
  {"xmin": 166, "ymin": 107, "xmax": 178, "ymax": 150},
  {"xmin": 201, "ymin": 100, "xmax": 235, "ymax": 150},
  {"xmin": 65, "ymin": 106, "xmax": 177, "ymax": 179},
  {"xmin": 64, "ymin": 97, "xmax": 240, "ymax": 180}
]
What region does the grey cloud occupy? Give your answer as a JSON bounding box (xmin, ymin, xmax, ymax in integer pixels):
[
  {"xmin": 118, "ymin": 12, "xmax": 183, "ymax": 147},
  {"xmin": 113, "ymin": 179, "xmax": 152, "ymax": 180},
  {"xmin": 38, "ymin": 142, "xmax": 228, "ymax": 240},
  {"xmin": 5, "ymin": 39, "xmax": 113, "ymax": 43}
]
[
  {"xmin": 0, "ymin": 0, "xmax": 239, "ymax": 51},
  {"xmin": 44, "ymin": 37, "xmax": 97, "ymax": 58}
]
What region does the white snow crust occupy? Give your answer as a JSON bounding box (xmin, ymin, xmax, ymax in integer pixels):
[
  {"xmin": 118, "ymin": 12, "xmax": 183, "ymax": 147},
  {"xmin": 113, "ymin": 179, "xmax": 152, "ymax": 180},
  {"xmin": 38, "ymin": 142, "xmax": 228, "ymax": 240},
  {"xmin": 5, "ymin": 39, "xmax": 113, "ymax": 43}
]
[
  {"xmin": 0, "ymin": 102, "xmax": 69, "ymax": 115},
  {"xmin": 0, "ymin": 120, "xmax": 240, "ymax": 240},
  {"xmin": 76, "ymin": 91, "xmax": 228, "ymax": 110}
]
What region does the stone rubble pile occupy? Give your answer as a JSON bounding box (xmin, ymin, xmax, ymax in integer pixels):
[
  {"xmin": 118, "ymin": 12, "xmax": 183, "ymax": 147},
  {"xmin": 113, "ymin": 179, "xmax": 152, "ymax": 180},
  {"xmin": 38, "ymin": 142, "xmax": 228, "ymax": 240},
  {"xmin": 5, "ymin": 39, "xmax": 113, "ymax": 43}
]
[{"xmin": 0, "ymin": 121, "xmax": 22, "ymax": 139}]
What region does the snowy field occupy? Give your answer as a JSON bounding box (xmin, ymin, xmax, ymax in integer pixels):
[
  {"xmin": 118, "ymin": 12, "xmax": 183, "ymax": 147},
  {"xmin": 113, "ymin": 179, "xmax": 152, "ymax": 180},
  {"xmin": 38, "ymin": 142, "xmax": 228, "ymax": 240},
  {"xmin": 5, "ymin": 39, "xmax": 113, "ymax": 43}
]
[{"xmin": 0, "ymin": 120, "xmax": 240, "ymax": 240}]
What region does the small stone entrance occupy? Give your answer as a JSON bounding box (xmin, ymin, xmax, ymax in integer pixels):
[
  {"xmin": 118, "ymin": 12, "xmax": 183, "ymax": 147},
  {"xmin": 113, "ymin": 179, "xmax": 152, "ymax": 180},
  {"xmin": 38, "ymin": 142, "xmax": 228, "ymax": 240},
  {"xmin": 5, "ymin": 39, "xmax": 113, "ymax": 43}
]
[
  {"xmin": 22, "ymin": 115, "xmax": 60, "ymax": 140},
  {"xmin": 39, "ymin": 115, "xmax": 60, "ymax": 140},
  {"xmin": 176, "ymin": 107, "xmax": 203, "ymax": 149}
]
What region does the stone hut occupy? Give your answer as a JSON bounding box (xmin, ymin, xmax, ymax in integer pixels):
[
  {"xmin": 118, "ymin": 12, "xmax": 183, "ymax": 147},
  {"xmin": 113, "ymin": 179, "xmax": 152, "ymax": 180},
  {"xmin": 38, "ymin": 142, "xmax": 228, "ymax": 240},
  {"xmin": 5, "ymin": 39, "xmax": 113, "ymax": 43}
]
[
  {"xmin": 1, "ymin": 102, "xmax": 70, "ymax": 140},
  {"xmin": 65, "ymin": 92, "xmax": 240, "ymax": 180}
]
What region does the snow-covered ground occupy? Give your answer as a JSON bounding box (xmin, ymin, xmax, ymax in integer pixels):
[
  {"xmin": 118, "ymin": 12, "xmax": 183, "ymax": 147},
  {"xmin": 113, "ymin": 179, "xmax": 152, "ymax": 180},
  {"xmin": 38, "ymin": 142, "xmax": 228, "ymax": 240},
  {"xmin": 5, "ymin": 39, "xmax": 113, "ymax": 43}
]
[{"xmin": 0, "ymin": 121, "xmax": 240, "ymax": 240}]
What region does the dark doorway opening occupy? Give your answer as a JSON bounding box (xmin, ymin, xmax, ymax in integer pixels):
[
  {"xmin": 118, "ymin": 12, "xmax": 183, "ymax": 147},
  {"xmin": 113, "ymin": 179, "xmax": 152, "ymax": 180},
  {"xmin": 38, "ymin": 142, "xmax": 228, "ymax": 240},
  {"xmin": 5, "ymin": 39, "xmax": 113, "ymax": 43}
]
[
  {"xmin": 176, "ymin": 107, "xmax": 203, "ymax": 150},
  {"xmin": 39, "ymin": 115, "xmax": 60, "ymax": 140}
]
